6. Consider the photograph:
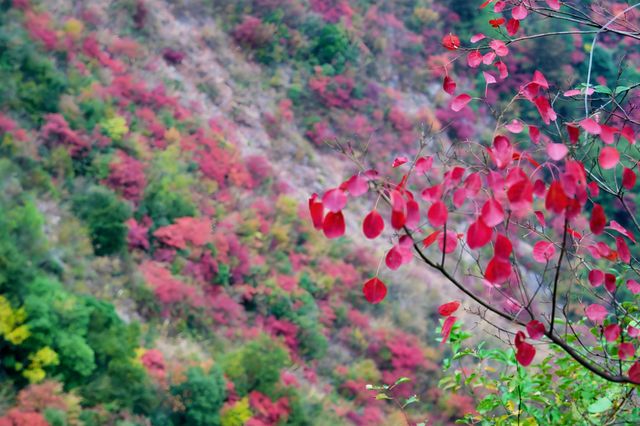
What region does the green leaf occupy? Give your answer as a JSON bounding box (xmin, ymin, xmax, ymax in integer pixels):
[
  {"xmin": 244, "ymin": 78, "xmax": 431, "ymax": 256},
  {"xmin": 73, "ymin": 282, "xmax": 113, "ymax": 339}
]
[
  {"xmin": 588, "ymin": 397, "xmax": 612, "ymax": 414},
  {"xmin": 614, "ymin": 85, "xmax": 631, "ymax": 95},
  {"xmin": 375, "ymin": 393, "xmax": 392, "ymax": 400},
  {"xmin": 403, "ymin": 395, "xmax": 419, "ymax": 408},
  {"xmin": 594, "ymin": 85, "xmax": 612, "ymax": 95},
  {"xmin": 394, "ymin": 377, "xmax": 411, "ymax": 386}
]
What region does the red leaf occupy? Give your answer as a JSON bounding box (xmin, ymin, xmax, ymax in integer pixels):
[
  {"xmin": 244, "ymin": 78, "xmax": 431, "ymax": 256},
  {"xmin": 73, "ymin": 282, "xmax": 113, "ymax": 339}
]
[
  {"xmin": 467, "ymin": 219, "xmax": 493, "ymax": 249},
  {"xmin": 393, "ymin": 156, "xmax": 409, "ymax": 168},
  {"xmin": 494, "ymin": 234, "xmax": 513, "ymax": 260},
  {"xmin": 567, "ymin": 124, "xmax": 580, "ymax": 144},
  {"xmin": 390, "ymin": 190, "xmax": 407, "ymax": 230},
  {"xmin": 423, "ymin": 230, "xmax": 441, "ymax": 248},
  {"xmin": 545, "ymin": 181, "xmax": 568, "ymax": 214},
  {"xmin": 363, "ymin": 277, "xmax": 387, "ymax": 304},
  {"xmin": 590, "ymin": 204, "xmax": 606, "ymax": 235},
  {"xmin": 533, "ymin": 241, "xmax": 555, "ymax": 263},
  {"xmin": 512, "ymin": 5, "xmax": 528, "ymax": 20},
  {"xmin": 452, "ymin": 94, "xmax": 472, "ymax": 112},
  {"xmin": 629, "ymin": 326, "xmax": 640, "ymax": 338},
  {"xmin": 441, "ymin": 316, "xmax": 457, "ymax": 344},
  {"xmin": 616, "ymin": 236, "xmax": 631, "ymax": 264},
  {"xmin": 604, "ymin": 324, "xmax": 621, "ymax": 342},
  {"xmin": 485, "ymin": 256, "xmax": 512, "ymax": 284},
  {"xmin": 506, "ymin": 18, "xmax": 520, "ymax": 35},
  {"xmin": 442, "ymin": 33, "xmax": 461, "ymax": 50},
  {"xmin": 623, "ymin": 168, "xmax": 637, "ymax": 190},
  {"xmin": 621, "ymin": 126, "xmax": 636, "ymax": 144},
  {"xmin": 529, "ymin": 125, "xmax": 540, "ymax": 144},
  {"xmin": 619, "ymin": 342, "xmax": 635, "ymax": 360},
  {"xmin": 629, "ymin": 362, "xmax": 640, "ymax": 384},
  {"xmin": 605, "ymin": 273, "xmax": 617, "ymax": 293},
  {"xmin": 322, "ymin": 211, "xmax": 345, "ymax": 239},
  {"xmin": 438, "ymin": 301, "xmax": 460, "ymax": 316},
  {"xmin": 585, "ymin": 304, "xmax": 608, "ymax": 324},
  {"xmin": 428, "ymin": 201, "xmax": 448, "ymax": 228},
  {"xmin": 489, "ymin": 18, "xmax": 505, "ymax": 27},
  {"xmin": 443, "ymin": 75, "xmax": 456, "ymax": 95},
  {"xmin": 322, "ymin": 188, "xmax": 347, "ymax": 212},
  {"xmin": 363, "ymin": 210, "xmax": 384, "ymax": 239},
  {"xmin": 588, "ymin": 269, "xmax": 604, "ymax": 287},
  {"xmin": 516, "ymin": 341, "xmax": 536, "ymax": 366},
  {"xmin": 533, "ymin": 96, "xmax": 557, "ymax": 124},
  {"xmin": 308, "ymin": 194, "xmax": 324, "ymax": 230},
  {"xmin": 526, "ymin": 320, "xmax": 545, "ymax": 340},
  {"xmin": 598, "ymin": 146, "xmax": 620, "ymax": 170},
  {"xmin": 546, "ymin": 143, "xmax": 568, "ymax": 161}
]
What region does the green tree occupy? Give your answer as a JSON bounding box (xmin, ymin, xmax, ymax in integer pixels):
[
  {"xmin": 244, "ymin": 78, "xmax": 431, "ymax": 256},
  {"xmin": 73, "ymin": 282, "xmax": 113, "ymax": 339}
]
[{"xmin": 170, "ymin": 366, "xmax": 227, "ymax": 426}]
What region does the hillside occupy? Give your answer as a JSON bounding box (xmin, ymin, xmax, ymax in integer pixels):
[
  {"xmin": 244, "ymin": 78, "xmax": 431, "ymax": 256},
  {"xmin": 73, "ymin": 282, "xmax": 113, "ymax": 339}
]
[{"xmin": 1, "ymin": 0, "xmax": 639, "ymax": 425}]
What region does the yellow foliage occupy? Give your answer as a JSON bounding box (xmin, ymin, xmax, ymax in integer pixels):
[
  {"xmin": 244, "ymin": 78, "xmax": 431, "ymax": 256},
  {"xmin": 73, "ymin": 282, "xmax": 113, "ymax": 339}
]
[
  {"xmin": 63, "ymin": 18, "xmax": 84, "ymax": 38},
  {"xmin": 24, "ymin": 347, "xmax": 60, "ymax": 383},
  {"xmin": 413, "ymin": 7, "xmax": 439, "ymax": 24},
  {"xmin": 101, "ymin": 116, "xmax": 129, "ymax": 141},
  {"xmin": 221, "ymin": 397, "xmax": 252, "ymax": 426},
  {"xmin": 0, "ymin": 295, "xmax": 30, "ymax": 345}
]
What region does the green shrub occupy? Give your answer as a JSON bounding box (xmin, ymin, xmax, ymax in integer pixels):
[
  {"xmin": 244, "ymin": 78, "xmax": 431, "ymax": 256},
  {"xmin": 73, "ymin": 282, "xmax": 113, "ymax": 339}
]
[
  {"xmin": 73, "ymin": 186, "xmax": 131, "ymax": 256},
  {"xmin": 170, "ymin": 365, "xmax": 227, "ymax": 426},
  {"xmin": 223, "ymin": 335, "xmax": 290, "ymax": 397}
]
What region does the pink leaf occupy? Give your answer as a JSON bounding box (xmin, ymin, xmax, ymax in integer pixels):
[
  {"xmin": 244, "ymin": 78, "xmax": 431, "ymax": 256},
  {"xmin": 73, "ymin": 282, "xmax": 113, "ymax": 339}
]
[
  {"xmin": 481, "ymin": 198, "xmax": 505, "ymax": 227},
  {"xmin": 585, "ymin": 304, "xmax": 608, "ymax": 324},
  {"xmin": 532, "ymin": 241, "xmax": 556, "ymax": 263},
  {"xmin": 545, "ymin": 0, "xmax": 561, "ymax": 10},
  {"xmin": 505, "ymin": 120, "xmax": 524, "ymax": 134},
  {"xmin": 580, "ymin": 118, "xmax": 601, "ymax": 135},
  {"xmin": 467, "ymin": 50, "xmax": 483, "ymax": 68},
  {"xmin": 627, "ymin": 279, "xmax": 640, "ymax": 295},
  {"xmin": 546, "ymin": 143, "xmax": 568, "ymax": 161},
  {"xmin": 415, "ymin": 156, "xmax": 433, "ymax": 173},
  {"xmin": 322, "ymin": 188, "xmax": 347, "ymax": 212},
  {"xmin": 512, "ymin": 5, "xmax": 528, "ymax": 20},
  {"xmin": 470, "ymin": 33, "xmax": 486, "ymax": 43},
  {"xmin": 346, "ymin": 174, "xmax": 369, "ymax": 196},
  {"xmin": 598, "ymin": 147, "xmax": 620, "ymax": 170}
]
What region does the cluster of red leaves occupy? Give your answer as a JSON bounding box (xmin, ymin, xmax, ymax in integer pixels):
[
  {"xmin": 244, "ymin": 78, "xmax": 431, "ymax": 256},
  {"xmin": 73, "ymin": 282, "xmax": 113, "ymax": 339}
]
[
  {"xmin": 106, "ymin": 150, "xmax": 146, "ymax": 202},
  {"xmin": 311, "ymin": 0, "xmax": 640, "ymax": 379},
  {"xmin": 41, "ymin": 114, "xmax": 89, "ymax": 157},
  {"xmin": 246, "ymin": 391, "xmax": 290, "ymax": 426}
]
